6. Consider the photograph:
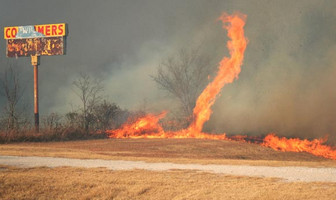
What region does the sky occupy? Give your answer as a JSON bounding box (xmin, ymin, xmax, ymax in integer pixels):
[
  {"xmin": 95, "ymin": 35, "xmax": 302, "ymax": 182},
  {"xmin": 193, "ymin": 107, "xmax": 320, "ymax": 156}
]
[{"xmin": 0, "ymin": 0, "xmax": 336, "ymax": 140}]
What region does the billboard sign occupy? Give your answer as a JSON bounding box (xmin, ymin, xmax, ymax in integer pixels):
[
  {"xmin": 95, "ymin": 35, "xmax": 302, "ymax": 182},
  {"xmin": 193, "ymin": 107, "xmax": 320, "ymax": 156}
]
[
  {"xmin": 4, "ymin": 23, "xmax": 66, "ymax": 57},
  {"xmin": 4, "ymin": 23, "xmax": 67, "ymax": 132},
  {"xmin": 4, "ymin": 23, "xmax": 66, "ymax": 39}
]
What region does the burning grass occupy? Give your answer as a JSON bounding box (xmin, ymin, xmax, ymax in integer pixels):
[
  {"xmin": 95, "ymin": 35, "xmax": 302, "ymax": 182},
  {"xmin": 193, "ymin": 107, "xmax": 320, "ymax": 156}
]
[
  {"xmin": 262, "ymin": 134, "xmax": 336, "ymax": 160},
  {"xmin": 1, "ymin": 166, "xmax": 336, "ymax": 200}
]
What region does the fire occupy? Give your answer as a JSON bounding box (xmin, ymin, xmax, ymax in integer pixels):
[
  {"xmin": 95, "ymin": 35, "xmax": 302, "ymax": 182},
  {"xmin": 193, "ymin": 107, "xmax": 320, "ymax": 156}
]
[
  {"xmin": 188, "ymin": 13, "xmax": 247, "ymax": 134},
  {"xmin": 105, "ymin": 12, "xmax": 336, "ymax": 161},
  {"xmin": 262, "ymin": 133, "xmax": 336, "ymax": 160},
  {"xmin": 106, "ymin": 111, "xmax": 227, "ymax": 140},
  {"xmin": 106, "ymin": 112, "xmax": 167, "ymax": 138}
]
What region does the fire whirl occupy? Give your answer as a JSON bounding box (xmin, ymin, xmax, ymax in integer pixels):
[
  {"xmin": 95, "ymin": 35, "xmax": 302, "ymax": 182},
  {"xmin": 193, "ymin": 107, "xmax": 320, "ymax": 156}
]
[
  {"xmin": 106, "ymin": 12, "xmax": 336, "ymax": 160},
  {"xmin": 188, "ymin": 13, "xmax": 247, "ymax": 134}
]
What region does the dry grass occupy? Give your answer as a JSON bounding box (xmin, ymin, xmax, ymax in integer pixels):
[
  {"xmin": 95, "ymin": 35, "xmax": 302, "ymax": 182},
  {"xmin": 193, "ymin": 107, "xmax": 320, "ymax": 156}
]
[
  {"xmin": 1, "ymin": 138, "xmax": 336, "ymax": 167},
  {"xmin": 0, "ymin": 166, "xmax": 336, "ymax": 200}
]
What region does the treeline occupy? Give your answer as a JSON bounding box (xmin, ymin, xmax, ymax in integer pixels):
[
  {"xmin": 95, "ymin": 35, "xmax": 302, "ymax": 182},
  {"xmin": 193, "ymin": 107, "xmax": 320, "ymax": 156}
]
[
  {"xmin": 0, "ymin": 101, "xmax": 133, "ymax": 143},
  {"xmin": 0, "ymin": 65, "xmax": 136, "ymax": 143}
]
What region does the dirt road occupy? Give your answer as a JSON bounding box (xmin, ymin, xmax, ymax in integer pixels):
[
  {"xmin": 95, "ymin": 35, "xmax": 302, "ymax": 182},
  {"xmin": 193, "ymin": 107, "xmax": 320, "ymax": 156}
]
[{"xmin": 1, "ymin": 155, "xmax": 335, "ymax": 182}]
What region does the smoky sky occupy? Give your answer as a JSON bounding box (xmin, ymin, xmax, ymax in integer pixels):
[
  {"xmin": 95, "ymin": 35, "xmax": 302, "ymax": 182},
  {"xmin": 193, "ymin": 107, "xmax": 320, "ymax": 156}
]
[{"xmin": 0, "ymin": 0, "xmax": 336, "ymax": 140}]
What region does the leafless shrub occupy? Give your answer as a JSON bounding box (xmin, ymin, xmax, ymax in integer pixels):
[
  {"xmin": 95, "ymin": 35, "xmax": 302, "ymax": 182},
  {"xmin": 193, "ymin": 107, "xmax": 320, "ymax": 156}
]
[{"xmin": 42, "ymin": 113, "xmax": 62, "ymax": 131}]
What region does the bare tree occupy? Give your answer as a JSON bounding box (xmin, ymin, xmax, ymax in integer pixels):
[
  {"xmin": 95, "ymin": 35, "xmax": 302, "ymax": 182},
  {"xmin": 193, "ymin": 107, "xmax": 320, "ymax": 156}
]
[
  {"xmin": 73, "ymin": 73, "xmax": 103, "ymax": 131},
  {"xmin": 0, "ymin": 64, "xmax": 25, "ymax": 130},
  {"xmin": 152, "ymin": 48, "xmax": 214, "ymax": 126}
]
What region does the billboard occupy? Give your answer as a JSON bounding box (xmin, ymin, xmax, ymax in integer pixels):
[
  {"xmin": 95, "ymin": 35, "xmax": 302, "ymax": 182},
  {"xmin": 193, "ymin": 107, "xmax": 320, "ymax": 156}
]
[
  {"xmin": 4, "ymin": 23, "xmax": 66, "ymax": 39},
  {"xmin": 4, "ymin": 23, "xmax": 66, "ymax": 57}
]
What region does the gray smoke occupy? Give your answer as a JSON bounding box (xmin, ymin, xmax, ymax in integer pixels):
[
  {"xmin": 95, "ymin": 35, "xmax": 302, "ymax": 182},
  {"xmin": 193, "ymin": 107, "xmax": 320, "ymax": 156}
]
[{"xmin": 0, "ymin": 0, "xmax": 335, "ymax": 141}]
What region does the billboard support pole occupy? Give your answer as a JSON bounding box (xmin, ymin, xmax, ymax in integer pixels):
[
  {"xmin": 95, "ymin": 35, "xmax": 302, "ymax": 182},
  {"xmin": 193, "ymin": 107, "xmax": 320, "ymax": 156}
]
[
  {"xmin": 5, "ymin": 23, "xmax": 67, "ymax": 132},
  {"xmin": 31, "ymin": 55, "xmax": 40, "ymax": 132}
]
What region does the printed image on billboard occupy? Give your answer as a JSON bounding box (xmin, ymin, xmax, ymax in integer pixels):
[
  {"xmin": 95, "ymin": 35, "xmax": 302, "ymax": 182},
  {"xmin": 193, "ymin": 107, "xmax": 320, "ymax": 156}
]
[{"xmin": 6, "ymin": 37, "xmax": 64, "ymax": 57}]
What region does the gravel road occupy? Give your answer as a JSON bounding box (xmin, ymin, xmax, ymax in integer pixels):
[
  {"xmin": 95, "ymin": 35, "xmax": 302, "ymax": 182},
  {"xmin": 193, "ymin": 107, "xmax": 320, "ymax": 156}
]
[{"xmin": 1, "ymin": 155, "xmax": 335, "ymax": 182}]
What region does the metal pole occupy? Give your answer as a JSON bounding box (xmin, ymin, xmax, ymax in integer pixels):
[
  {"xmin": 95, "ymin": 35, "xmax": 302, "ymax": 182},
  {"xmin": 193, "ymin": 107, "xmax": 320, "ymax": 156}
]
[{"xmin": 31, "ymin": 55, "xmax": 39, "ymax": 132}]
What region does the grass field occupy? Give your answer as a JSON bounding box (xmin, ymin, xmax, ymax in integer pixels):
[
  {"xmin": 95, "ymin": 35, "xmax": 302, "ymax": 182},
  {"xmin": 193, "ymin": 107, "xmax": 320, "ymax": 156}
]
[
  {"xmin": 1, "ymin": 138, "xmax": 336, "ymax": 199},
  {"xmin": 1, "ymin": 166, "xmax": 336, "ymax": 200}
]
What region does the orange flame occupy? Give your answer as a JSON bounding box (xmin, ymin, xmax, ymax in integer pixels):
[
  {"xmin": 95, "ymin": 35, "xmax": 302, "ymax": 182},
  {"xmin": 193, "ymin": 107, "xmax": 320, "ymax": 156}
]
[
  {"xmin": 106, "ymin": 112, "xmax": 167, "ymax": 138},
  {"xmin": 262, "ymin": 133, "xmax": 336, "ymax": 160},
  {"xmin": 106, "ymin": 111, "xmax": 227, "ymax": 140}
]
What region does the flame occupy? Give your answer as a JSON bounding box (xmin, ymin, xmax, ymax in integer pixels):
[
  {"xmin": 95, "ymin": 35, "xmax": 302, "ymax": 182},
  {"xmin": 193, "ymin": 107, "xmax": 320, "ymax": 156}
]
[
  {"xmin": 188, "ymin": 13, "xmax": 247, "ymax": 134},
  {"xmin": 262, "ymin": 133, "xmax": 336, "ymax": 160},
  {"xmin": 106, "ymin": 111, "xmax": 227, "ymax": 140},
  {"xmin": 106, "ymin": 112, "xmax": 167, "ymax": 138},
  {"xmin": 104, "ymin": 12, "xmax": 336, "ymax": 161}
]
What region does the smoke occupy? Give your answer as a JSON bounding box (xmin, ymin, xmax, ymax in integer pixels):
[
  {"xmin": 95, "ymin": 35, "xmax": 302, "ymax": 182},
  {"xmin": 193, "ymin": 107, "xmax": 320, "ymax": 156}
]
[
  {"xmin": 204, "ymin": 0, "xmax": 336, "ymax": 141},
  {"xmin": 0, "ymin": 0, "xmax": 336, "ymax": 140}
]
